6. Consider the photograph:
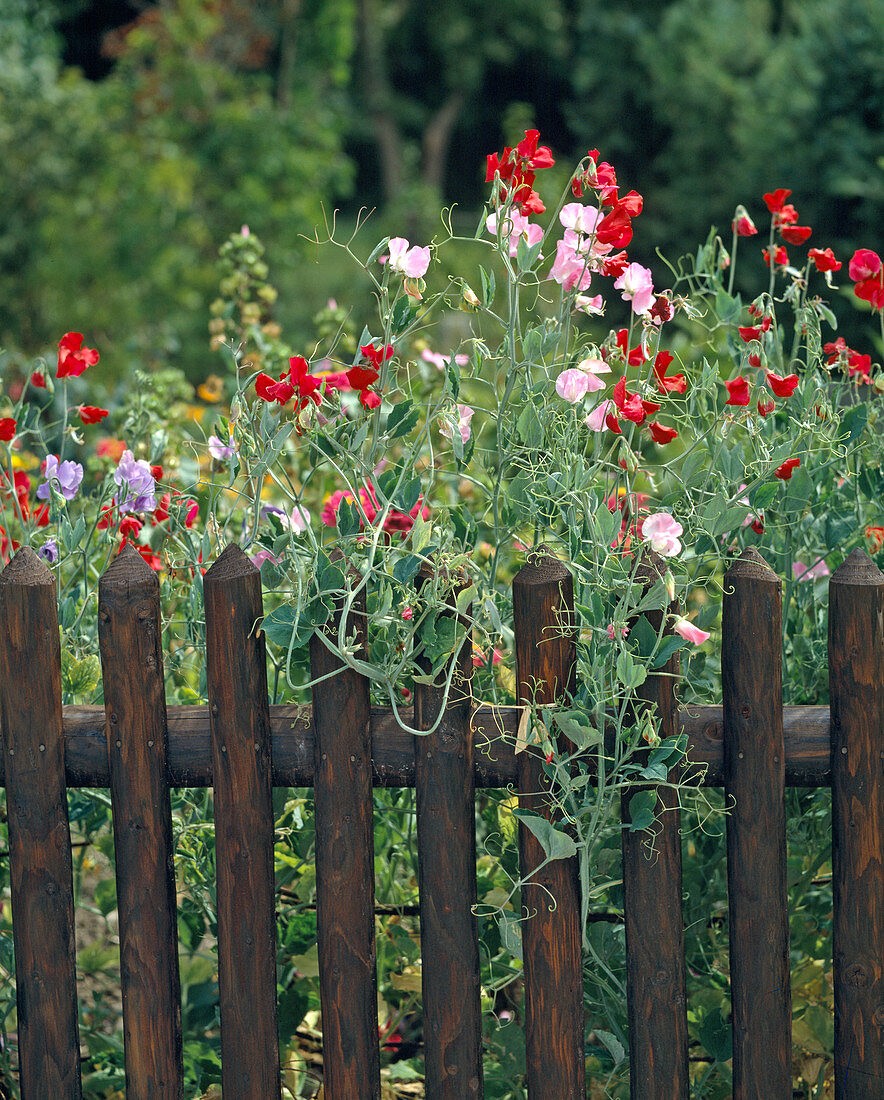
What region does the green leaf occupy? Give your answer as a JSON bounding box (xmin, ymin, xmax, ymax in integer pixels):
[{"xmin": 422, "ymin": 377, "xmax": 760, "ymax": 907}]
[
  {"xmin": 838, "ymin": 402, "xmax": 867, "ymax": 442},
  {"xmin": 337, "ymin": 496, "xmax": 361, "ymax": 537},
  {"xmin": 516, "ymin": 403, "xmax": 543, "ymax": 447},
  {"xmin": 392, "ymin": 555, "xmax": 422, "ymax": 584},
  {"xmin": 93, "ymin": 878, "xmax": 117, "ymax": 917},
  {"xmin": 478, "ymin": 265, "xmax": 496, "ymax": 307},
  {"xmin": 552, "ymin": 711, "xmax": 603, "ymax": 750},
  {"xmin": 410, "ymin": 509, "xmax": 431, "ymax": 553},
  {"xmin": 513, "ymin": 811, "xmax": 577, "ymax": 860},
  {"xmin": 395, "ymin": 476, "xmax": 422, "ymax": 514},
  {"xmin": 750, "ymin": 481, "xmax": 779, "ymax": 510},
  {"xmin": 629, "ymin": 615, "xmax": 657, "ymax": 659},
  {"xmin": 624, "ymin": 788, "xmax": 657, "ymax": 832},
  {"xmin": 616, "ymin": 649, "xmax": 647, "ymax": 689},
  {"xmin": 386, "ymin": 399, "xmax": 418, "ymax": 438},
  {"xmin": 594, "ymin": 1029, "xmax": 625, "ymax": 1066},
  {"xmin": 650, "ymin": 635, "xmax": 688, "ymax": 669}
]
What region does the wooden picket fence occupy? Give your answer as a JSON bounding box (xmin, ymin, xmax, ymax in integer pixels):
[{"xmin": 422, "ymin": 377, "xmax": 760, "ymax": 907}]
[{"xmin": 0, "ymin": 540, "xmax": 881, "ymax": 1099}]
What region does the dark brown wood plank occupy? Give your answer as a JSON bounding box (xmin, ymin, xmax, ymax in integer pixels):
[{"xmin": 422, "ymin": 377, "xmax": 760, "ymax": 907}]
[
  {"xmin": 413, "ymin": 575, "xmax": 483, "ymax": 1099},
  {"xmin": 828, "ymin": 549, "xmax": 884, "ymax": 1097},
  {"xmin": 97, "ymin": 545, "xmax": 183, "ymax": 1098},
  {"xmin": 0, "ymin": 548, "xmax": 82, "ymax": 1098},
  {"xmin": 722, "ymin": 548, "xmax": 792, "ymax": 1097},
  {"xmin": 3, "ymin": 703, "xmax": 837, "ymax": 789},
  {"xmin": 621, "ymin": 553, "xmax": 688, "ymax": 1098},
  {"xmin": 309, "ymin": 581, "xmax": 380, "ymax": 1099},
  {"xmin": 512, "ymin": 550, "xmax": 585, "ymax": 1099},
  {"xmin": 203, "ymin": 545, "xmax": 280, "ymax": 1099}
]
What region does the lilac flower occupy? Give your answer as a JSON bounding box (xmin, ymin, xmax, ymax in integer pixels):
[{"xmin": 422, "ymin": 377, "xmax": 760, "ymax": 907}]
[
  {"xmin": 113, "ymin": 450, "xmax": 156, "ymax": 512},
  {"xmin": 36, "ymin": 456, "xmax": 84, "ymax": 501},
  {"xmin": 208, "ymin": 435, "xmax": 234, "ymax": 461},
  {"xmin": 262, "ymin": 503, "xmax": 311, "ymax": 533},
  {"xmin": 38, "ymin": 538, "xmax": 58, "ymax": 564}
]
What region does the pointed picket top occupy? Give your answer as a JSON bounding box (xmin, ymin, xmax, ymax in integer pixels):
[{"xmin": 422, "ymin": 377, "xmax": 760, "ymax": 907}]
[
  {"xmin": 514, "ymin": 544, "xmax": 571, "ymax": 588},
  {"xmin": 0, "ymin": 545, "xmax": 53, "ymax": 588},
  {"xmin": 829, "ymin": 546, "xmax": 884, "ymax": 586},
  {"xmin": 725, "ymin": 545, "xmax": 778, "ymax": 583},
  {"xmin": 203, "ymin": 542, "xmax": 257, "ymax": 585},
  {"xmin": 99, "ymin": 541, "xmax": 158, "ymax": 597}
]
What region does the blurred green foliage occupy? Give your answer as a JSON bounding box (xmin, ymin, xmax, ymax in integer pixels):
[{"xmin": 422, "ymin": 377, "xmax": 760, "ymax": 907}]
[{"xmin": 2, "ymin": 0, "xmax": 883, "ymax": 378}]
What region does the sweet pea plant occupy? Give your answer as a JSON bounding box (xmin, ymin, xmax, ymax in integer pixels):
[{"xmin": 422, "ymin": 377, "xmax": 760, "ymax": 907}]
[{"xmin": 2, "ymin": 132, "xmax": 884, "ymax": 1096}]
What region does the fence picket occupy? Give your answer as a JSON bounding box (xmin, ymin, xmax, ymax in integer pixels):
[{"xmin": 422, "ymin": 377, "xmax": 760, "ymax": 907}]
[
  {"xmin": 413, "ymin": 576, "xmax": 483, "ymax": 1099},
  {"xmin": 203, "ymin": 545, "xmax": 280, "ymax": 1099},
  {"xmin": 722, "ymin": 548, "xmax": 792, "ymax": 1097},
  {"xmin": 512, "ymin": 551, "xmax": 585, "ymax": 1100},
  {"xmin": 0, "ymin": 548, "xmax": 82, "ymax": 1099},
  {"xmin": 621, "ymin": 554, "xmax": 689, "ymax": 1098},
  {"xmin": 828, "ymin": 549, "xmax": 884, "ymax": 1097},
  {"xmin": 97, "ymin": 545, "xmax": 183, "ymax": 1098},
  {"xmin": 309, "ymin": 581, "xmax": 381, "ymax": 1099}
]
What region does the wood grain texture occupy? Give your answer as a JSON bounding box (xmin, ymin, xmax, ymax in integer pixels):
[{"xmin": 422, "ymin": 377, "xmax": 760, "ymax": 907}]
[
  {"xmin": 413, "ymin": 575, "xmax": 483, "ymax": 1099},
  {"xmin": 722, "ymin": 548, "xmax": 792, "ymax": 1098},
  {"xmin": 512, "ymin": 550, "xmax": 585, "ymax": 1100},
  {"xmin": 97, "ymin": 545, "xmax": 183, "ymax": 1098},
  {"xmin": 621, "ymin": 552, "xmax": 689, "ymax": 1099},
  {"xmin": 828, "ymin": 549, "xmax": 884, "ymax": 1098},
  {"xmin": 203, "ymin": 545, "xmax": 280, "ymax": 1099},
  {"xmin": 309, "ymin": 580, "xmax": 380, "ymax": 1100},
  {"xmin": 0, "ymin": 548, "xmax": 82, "ymax": 1099},
  {"xmin": 3, "ymin": 703, "xmax": 837, "ymax": 788}
]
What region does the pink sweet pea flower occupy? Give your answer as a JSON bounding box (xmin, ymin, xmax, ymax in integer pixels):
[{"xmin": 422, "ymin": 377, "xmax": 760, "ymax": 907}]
[
  {"xmin": 559, "ymin": 202, "xmax": 605, "ymax": 237},
  {"xmin": 640, "ymin": 512, "xmax": 683, "ymax": 557},
  {"xmin": 421, "ymin": 349, "xmax": 470, "ymax": 371},
  {"xmin": 486, "ymin": 211, "xmax": 543, "ymax": 257},
  {"xmin": 574, "ymin": 294, "xmax": 605, "ymax": 315},
  {"xmin": 585, "ymin": 400, "xmax": 614, "ymax": 432},
  {"xmin": 387, "ymin": 237, "xmax": 431, "ymax": 278},
  {"xmin": 672, "ymin": 617, "xmax": 710, "ymax": 645},
  {"xmin": 556, "ymin": 368, "xmax": 591, "ymax": 403},
  {"xmin": 548, "ymin": 240, "xmax": 592, "ymax": 292},
  {"xmin": 792, "ymin": 559, "xmax": 830, "ymax": 581},
  {"xmin": 848, "ymin": 248, "xmax": 882, "ymax": 282},
  {"xmin": 439, "ymin": 404, "xmax": 474, "ymax": 444},
  {"xmin": 614, "ymin": 262, "xmax": 655, "ymax": 315}
]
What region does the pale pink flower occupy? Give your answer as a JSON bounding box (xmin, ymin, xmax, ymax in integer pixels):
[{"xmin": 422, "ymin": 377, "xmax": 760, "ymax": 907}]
[
  {"xmin": 560, "ymin": 202, "xmax": 605, "ymax": 237},
  {"xmin": 792, "ymin": 559, "xmax": 830, "ymax": 581},
  {"xmin": 387, "ymin": 237, "xmax": 431, "ymax": 278},
  {"xmin": 250, "ymin": 549, "xmax": 279, "ymax": 568},
  {"xmin": 486, "ymin": 211, "xmax": 543, "ymax": 257},
  {"xmin": 421, "ymin": 349, "xmax": 470, "ymax": 371},
  {"xmin": 577, "ymin": 357, "xmax": 611, "ymax": 388},
  {"xmin": 672, "ymin": 617, "xmax": 710, "ymax": 645},
  {"xmin": 549, "ymin": 240, "xmax": 593, "ymax": 292},
  {"xmin": 585, "ymin": 400, "xmax": 614, "ymax": 432},
  {"xmin": 439, "ymin": 404, "xmax": 474, "ymax": 444},
  {"xmin": 556, "ymin": 368, "xmax": 591, "ymax": 403},
  {"xmin": 614, "ymin": 262, "xmax": 655, "ymax": 315},
  {"xmin": 607, "ymin": 623, "xmax": 629, "ymax": 640},
  {"xmin": 208, "ymin": 434, "xmax": 234, "ymax": 461},
  {"xmin": 640, "ymin": 512, "xmax": 683, "ymax": 557},
  {"xmin": 574, "ymin": 294, "xmax": 605, "ymax": 315}
]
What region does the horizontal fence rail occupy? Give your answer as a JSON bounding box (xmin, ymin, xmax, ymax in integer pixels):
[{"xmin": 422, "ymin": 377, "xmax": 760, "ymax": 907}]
[
  {"xmin": 0, "ymin": 542, "xmax": 881, "ymax": 1100},
  {"xmin": 0, "ymin": 702, "xmax": 845, "ymax": 788}
]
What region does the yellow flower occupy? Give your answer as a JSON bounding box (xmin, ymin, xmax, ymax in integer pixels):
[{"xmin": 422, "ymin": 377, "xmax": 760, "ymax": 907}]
[{"xmin": 197, "ymin": 375, "xmax": 225, "ymax": 403}]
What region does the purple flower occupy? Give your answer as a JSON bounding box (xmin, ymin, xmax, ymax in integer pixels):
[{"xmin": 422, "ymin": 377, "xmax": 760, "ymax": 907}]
[
  {"xmin": 38, "ymin": 538, "xmax": 58, "ymax": 564},
  {"xmin": 208, "ymin": 434, "xmax": 234, "ymax": 461},
  {"xmin": 113, "ymin": 450, "xmax": 156, "ymax": 512},
  {"xmin": 36, "ymin": 456, "xmax": 84, "ymax": 501}
]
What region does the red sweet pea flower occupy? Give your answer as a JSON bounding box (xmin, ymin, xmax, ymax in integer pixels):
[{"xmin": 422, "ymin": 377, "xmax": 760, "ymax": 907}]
[
  {"xmin": 600, "ymin": 251, "xmax": 630, "ymax": 278},
  {"xmin": 732, "ymin": 211, "xmax": 758, "ymax": 236},
  {"xmin": 848, "ymin": 249, "xmax": 881, "ymax": 282},
  {"xmin": 775, "ymin": 458, "xmax": 800, "ymax": 480},
  {"xmin": 514, "ymin": 129, "xmax": 555, "ymax": 171},
  {"xmin": 360, "ymin": 343, "xmax": 394, "ymax": 369},
  {"xmin": 648, "ymin": 295, "xmax": 673, "ymax": 324},
  {"xmin": 615, "ymin": 329, "xmax": 647, "ymax": 366},
  {"xmin": 0, "ymin": 418, "xmax": 15, "ymax": 442},
  {"xmin": 653, "ymin": 351, "xmax": 687, "ymax": 395},
  {"xmin": 757, "ymin": 399, "xmax": 776, "ymax": 417},
  {"xmin": 288, "ymin": 356, "xmax": 324, "ymax": 412},
  {"xmin": 780, "ymin": 225, "xmax": 812, "ymax": 246},
  {"xmin": 605, "ymin": 412, "xmax": 622, "ymax": 434},
  {"xmin": 748, "ymin": 354, "xmax": 761, "ymax": 369},
  {"xmin": 774, "ymin": 204, "xmax": 799, "ymax": 226},
  {"xmin": 751, "ymin": 516, "xmax": 764, "ymax": 535},
  {"xmin": 118, "ymin": 515, "xmax": 143, "ymax": 538},
  {"xmin": 649, "ymin": 421, "xmax": 678, "ymax": 445},
  {"xmin": 739, "ymin": 326, "xmax": 762, "ymax": 343},
  {"xmin": 486, "ymin": 130, "xmax": 554, "ymax": 215},
  {"xmin": 808, "ymin": 248, "xmax": 841, "ymax": 273},
  {"xmin": 57, "ymin": 332, "xmax": 99, "ymax": 379},
  {"xmin": 30, "ymin": 371, "xmax": 46, "ymax": 389},
  {"xmin": 612, "ymin": 376, "xmax": 647, "ymax": 424},
  {"xmin": 763, "ymin": 245, "xmax": 789, "ymax": 268},
  {"xmin": 763, "ymin": 189, "xmax": 792, "ymax": 214},
  {"xmin": 847, "ymin": 351, "xmax": 871, "ymax": 377},
  {"xmin": 78, "ymin": 405, "xmax": 109, "ymax": 425},
  {"xmin": 595, "ymin": 204, "xmax": 633, "ymax": 249},
  {"xmin": 724, "ymin": 376, "xmax": 750, "ymax": 406},
  {"xmin": 766, "ymin": 371, "xmax": 799, "ymax": 397},
  {"xmin": 865, "ymin": 525, "xmax": 884, "ymax": 553},
  {"xmin": 256, "ymin": 370, "xmax": 295, "ymax": 405},
  {"xmin": 854, "ymin": 276, "xmax": 884, "ymax": 311}
]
